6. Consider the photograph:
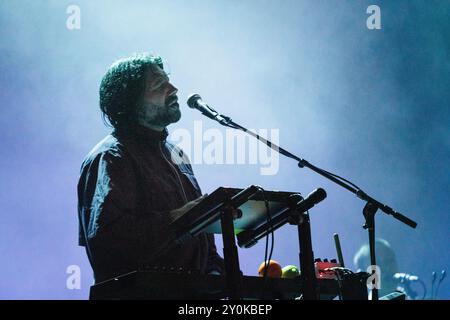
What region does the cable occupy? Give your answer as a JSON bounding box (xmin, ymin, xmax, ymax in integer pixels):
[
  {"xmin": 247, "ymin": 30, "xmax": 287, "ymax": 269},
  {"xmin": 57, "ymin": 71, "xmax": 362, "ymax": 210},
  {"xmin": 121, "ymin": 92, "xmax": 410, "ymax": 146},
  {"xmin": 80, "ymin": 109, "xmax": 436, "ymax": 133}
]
[
  {"xmin": 229, "ymin": 120, "xmax": 363, "ymax": 194},
  {"xmin": 220, "ymin": 114, "xmax": 363, "ymax": 192},
  {"xmin": 434, "ymin": 270, "xmax": 447, "ymax": 299},
  {"xmin": 256, "ymin": 186, "xmax": 275, "ymax": 299},
  {"xmin": 418, "ymin": 279, "xmax": 427, "ymax": 300},
  {"xmin": 430, "ymin": 271, "xmax": 437, "ymax": 300},
  {"xmin": 262, "ymin": 188, "xmax": 274, "ymax": 277},
  {"xmin": 314, "ymin": 165, "xmax": 361, "ymax": 191},
  {"xmin": 329, "ymin": 267, "xmax": 354, "ymax": 300}
]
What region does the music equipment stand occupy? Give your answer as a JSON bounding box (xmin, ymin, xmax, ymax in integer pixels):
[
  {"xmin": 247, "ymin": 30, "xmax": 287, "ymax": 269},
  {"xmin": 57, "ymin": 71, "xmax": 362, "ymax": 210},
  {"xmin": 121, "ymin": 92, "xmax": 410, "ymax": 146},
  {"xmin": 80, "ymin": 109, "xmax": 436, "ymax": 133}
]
[{"xmin": 168, "ymin": 185, "xmax": 320, "ymax": 300}]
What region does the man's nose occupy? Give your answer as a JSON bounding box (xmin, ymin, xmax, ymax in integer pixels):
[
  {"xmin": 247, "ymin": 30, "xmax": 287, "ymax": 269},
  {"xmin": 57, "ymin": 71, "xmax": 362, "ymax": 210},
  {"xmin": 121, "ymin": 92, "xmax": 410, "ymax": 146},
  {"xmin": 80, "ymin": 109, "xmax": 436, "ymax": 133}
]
[{"xmin": 167, "ymin": 82, "xmax": 178, "ymax": 95}]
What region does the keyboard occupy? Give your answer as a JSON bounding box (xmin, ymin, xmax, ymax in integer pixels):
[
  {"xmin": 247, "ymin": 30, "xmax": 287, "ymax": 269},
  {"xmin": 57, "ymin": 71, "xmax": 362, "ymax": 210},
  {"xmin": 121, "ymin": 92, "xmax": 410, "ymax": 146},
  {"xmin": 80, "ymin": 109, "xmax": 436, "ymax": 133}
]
[{"xmin": 89, "ymin": 270, "xmax": 340, "ymax": 300}]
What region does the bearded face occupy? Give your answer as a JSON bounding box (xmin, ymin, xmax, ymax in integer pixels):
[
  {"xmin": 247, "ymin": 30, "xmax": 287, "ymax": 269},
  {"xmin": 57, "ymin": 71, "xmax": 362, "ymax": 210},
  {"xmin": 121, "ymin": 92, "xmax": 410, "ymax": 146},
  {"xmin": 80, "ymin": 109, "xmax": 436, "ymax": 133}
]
[{"xmin": 136, "ymin": 66, "xmax": 181, "ymax": 130}]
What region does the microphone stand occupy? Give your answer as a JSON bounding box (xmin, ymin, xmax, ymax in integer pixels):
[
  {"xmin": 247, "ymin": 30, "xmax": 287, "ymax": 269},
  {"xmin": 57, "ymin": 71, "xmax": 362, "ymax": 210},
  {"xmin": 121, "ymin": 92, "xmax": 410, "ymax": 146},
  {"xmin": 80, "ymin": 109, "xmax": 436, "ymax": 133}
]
[{"xmin": 210, "ymin": 113, "xmax": 418, "ymax": 300}]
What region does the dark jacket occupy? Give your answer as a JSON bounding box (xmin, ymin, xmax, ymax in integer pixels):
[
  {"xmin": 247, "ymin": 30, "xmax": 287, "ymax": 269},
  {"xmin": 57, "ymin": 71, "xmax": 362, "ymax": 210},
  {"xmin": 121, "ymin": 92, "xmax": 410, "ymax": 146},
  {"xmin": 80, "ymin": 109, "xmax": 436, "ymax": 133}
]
[{"xmin": 77, "ymin": 126, "xmax": 224, "ymax": 283}]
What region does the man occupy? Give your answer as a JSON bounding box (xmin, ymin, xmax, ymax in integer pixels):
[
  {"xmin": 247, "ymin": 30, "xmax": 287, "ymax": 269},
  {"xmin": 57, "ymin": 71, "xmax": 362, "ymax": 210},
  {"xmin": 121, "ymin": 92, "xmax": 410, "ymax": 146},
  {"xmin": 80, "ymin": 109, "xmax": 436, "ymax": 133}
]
[
  {"xmin": 77, "ymin": 53, "xmax": 224, "ymax": 288},
  {"xmin": 353, "ymin": 238, "xmax": 400, "ymax": 298}
]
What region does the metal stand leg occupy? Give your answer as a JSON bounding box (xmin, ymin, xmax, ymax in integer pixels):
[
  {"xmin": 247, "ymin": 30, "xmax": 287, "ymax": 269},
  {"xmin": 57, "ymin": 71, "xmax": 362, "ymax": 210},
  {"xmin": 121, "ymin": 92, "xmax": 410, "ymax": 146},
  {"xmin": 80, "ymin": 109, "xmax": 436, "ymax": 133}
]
[
  {"xmin": 363, "ymin": 202, "xmax": 379, "ymax": 301},
  {"xmin": 220, "ymin": 207, "xmax": 242, "ymax": 300},
  {"xmin": 297, "ymin": 212, "xmax": 317, "ymax": 300}
]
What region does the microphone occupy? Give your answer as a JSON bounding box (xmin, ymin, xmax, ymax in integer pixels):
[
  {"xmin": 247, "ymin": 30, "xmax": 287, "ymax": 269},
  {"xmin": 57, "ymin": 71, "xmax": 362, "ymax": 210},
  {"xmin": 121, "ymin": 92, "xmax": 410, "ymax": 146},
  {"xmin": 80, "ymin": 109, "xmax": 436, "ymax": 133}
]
[
  {"xmin": 393, "ymin": 273, "xmax": 419, "ymax": 282},
  {"xmin": 187, "ymin": 94, "xmax": 219, "ymax": 120},
  {"xmin": 287, "ymin": 188, "xmax": 327, "ymax": 213},
  {"xmin": 187, "ymin": 93, "xmax": 228, "ymax": 124}
]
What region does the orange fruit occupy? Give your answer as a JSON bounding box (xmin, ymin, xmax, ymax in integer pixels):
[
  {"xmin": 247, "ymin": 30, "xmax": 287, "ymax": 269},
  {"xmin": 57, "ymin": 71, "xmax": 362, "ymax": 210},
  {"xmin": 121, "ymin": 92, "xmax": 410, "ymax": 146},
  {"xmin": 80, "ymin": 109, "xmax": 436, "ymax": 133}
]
[{"xmin": 258, "ymin": 260, "xmax": 282, "ymax": 278}]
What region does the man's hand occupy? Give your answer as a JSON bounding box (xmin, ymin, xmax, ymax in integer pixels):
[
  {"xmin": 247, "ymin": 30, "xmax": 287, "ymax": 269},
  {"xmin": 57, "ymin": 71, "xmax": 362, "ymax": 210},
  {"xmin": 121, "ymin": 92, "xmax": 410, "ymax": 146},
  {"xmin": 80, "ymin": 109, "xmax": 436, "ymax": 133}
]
[
  {"xmin": 169, "ymin": 194, "xmax": 208, "ymax": 222},
  {"xmin": 169, "ymin": 194, "xmax": 243, "ymax": 223}
]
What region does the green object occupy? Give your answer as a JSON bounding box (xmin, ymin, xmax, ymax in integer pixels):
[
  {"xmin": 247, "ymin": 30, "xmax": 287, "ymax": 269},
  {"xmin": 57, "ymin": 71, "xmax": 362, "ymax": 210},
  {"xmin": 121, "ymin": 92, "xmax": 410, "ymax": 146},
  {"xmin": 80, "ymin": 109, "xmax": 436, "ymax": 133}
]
[{"xmin": 282, "ymin": 265, "xmax": 300, "ymax": 278}]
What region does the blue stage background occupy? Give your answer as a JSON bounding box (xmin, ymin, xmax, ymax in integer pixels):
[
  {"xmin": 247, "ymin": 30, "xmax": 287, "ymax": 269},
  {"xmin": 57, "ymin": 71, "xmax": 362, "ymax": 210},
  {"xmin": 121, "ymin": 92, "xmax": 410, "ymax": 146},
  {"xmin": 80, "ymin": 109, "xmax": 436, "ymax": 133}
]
[{"xmin": 0, "ymin": 0, "xmax": 448, "ymax": 299}]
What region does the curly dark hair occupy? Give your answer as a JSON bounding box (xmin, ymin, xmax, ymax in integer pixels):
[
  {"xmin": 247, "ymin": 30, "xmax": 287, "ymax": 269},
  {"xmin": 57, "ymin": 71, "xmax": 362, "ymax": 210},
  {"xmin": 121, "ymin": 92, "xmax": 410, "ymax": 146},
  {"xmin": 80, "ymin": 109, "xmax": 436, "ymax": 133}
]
[{"xmin": 99, "ymin": 53, "xmax": 164, "ymax": 129}]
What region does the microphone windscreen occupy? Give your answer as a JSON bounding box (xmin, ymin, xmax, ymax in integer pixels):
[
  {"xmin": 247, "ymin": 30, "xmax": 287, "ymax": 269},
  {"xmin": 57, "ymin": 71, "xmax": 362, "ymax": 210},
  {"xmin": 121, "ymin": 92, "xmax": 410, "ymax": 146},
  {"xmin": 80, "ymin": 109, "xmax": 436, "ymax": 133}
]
[
  {"xmin": 187, "ymin": 93, "xmax": 201, "ymax": 109},
  {"xmin": 308, "ymin": 188, "xmax": 327, "ymax": 204}
]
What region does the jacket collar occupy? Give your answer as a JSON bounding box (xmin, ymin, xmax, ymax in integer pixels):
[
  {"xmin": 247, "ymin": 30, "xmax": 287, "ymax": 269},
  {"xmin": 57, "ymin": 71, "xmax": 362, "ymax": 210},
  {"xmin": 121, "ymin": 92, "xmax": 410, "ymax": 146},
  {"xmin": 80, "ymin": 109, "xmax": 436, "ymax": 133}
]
[{"xmin": 113, "ymin": 125, "xmax": 168, "ymax": 147}]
